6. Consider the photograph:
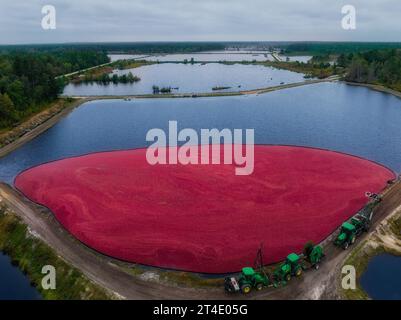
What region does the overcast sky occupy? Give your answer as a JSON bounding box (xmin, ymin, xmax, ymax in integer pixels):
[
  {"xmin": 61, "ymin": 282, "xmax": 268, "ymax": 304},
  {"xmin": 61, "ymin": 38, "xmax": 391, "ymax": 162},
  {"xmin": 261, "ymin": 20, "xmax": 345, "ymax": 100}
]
[{"xmin": 1, "ymin": 0, "xmax": 400, "ymax": 44}]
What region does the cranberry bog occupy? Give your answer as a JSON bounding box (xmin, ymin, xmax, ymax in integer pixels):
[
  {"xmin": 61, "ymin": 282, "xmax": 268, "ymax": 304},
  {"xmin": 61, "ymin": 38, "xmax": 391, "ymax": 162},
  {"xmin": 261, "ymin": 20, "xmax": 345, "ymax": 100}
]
[{"xmin": 15, "ymin": 145, "xmax": 394, "ymax": 273}]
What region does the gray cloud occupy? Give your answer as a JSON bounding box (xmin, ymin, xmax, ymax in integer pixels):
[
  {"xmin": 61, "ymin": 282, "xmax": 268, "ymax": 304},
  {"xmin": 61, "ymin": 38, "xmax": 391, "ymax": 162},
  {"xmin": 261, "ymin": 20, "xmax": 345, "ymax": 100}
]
[{"xmin": 0, "ymin": 0, "xmax": 400, "ymax": 44}]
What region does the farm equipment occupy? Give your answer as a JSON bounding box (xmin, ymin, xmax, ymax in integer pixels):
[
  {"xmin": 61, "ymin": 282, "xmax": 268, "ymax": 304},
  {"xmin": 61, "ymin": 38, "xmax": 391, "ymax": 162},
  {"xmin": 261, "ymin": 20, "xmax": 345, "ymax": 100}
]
[
  {"xmin": 224, "ymin": 190, "xmax": 384, "ymax": 294},
  {"xmin": 334, "ymin": 212, "xmax": 372, "ymax": 249},
  {"xmin": 303, "ymin": 241, "xmax": 325, "ymax": 270},
  {"xmin": 334, "ymin": 209, "xmax": 373, "ymax": 250},
  {"xmin": 334, "ymin": 191, "xmax": 380, "ymax": 249},
  {"xmin": 273, "ymin": 253, "xmax": 303, "ymax": 284},
  {"xmin": 225, "ymin": 242, "xmax": 324, "ymax": 294},
  {"xmin": 269, "ymin": 243, "xmax": 324, "ymax": 286},
  {"xmin": 225, "ymin": 245, "xmax": 271, "ymax": 294},
  {"xmin": 225, "ymin": 267, "xmax": 270, "ymax": 294}
]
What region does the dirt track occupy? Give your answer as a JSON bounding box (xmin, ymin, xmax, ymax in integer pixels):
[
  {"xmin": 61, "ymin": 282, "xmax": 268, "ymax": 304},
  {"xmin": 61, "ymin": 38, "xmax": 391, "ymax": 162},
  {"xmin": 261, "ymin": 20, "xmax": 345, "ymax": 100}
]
[{"xmin": 1, "ymin": 179, "xmax": 401, "ymax": 299}]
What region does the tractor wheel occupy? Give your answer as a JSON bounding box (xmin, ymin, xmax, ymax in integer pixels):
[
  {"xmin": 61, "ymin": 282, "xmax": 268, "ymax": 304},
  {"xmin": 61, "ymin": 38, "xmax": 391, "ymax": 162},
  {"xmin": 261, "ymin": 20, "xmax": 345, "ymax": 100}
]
[
  {"xmin": 295, "ymin": 268, "xmax": 302, "ymax": 277},
  {"xmin": 314, "ymin": 264, "xmax": 320, "ymax": 270},
  {"xmin": 343, "ymin": 242, "xmax": 349, "ymax": 250},
  {"xmin": 241, "ymin": 284, "xmax": 251, "ymax": 294},
  {"xmin": 286, "ymin": 274, "xmax": 291, "ymax": 282},
  {"xmin": 256, "ymin": 283, "xmax": 263, "ymax": 291}
]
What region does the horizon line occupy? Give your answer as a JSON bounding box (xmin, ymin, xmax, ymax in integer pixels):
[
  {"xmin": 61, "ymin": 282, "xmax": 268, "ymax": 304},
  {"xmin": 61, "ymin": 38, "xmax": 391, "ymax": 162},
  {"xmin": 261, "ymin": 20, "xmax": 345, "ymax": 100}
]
[{"xmin": 2, "ymin": 40, "xmax": 401, "ymax": 47}]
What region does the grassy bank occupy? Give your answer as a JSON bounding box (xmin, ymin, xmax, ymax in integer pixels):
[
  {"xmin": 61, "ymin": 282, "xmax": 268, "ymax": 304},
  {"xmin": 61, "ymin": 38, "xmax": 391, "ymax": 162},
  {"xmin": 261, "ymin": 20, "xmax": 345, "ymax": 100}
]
[
  {"xmin": 345, "ymin": 82, "xmax": 401, "ymax": 100},
  {"xmin": 111, "ymin": 59, "xmax": 155, "ymax": 70},
  {"xmin": 220, "ymin": 59, "xmax": 341, "ymax": 79},
  {"xmin": 0, "ymin": 98, "xmax": 77, "ymax": 149},
  {"xmin": 261, "ymin": 61, "xmax": 342, "ymax": 79},
  {"xmin": 0, "ymin": 205, "xmax": 111, "ymax": 299},
  {"xmin": 0, "ymin": 98, "xmax": 67, "ymax": 135},
  {"xmin": 67, "ymin": 60, "xmax": 154, "ymax": 85}
]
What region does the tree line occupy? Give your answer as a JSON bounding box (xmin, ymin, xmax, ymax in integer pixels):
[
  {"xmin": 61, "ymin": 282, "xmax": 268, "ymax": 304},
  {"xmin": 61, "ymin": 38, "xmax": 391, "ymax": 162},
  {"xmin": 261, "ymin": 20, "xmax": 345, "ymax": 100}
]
[
  {"xmin": 0, "ymin": 42, "xmax": 225, "ymax": 55},
  {"xmin": 338, "ymin": 49, "xmax": 401, "ymax": 90},
  {"xmin": 0, "ymin": 50, "xmax": 109, "ymax": 129},
  {"xmin": 77, "ymin": 71, "xmax": 140, "ymax": 84},
  {"xmin": 283, "ymin": 42, "xmax": 401, "ymax": 55}
]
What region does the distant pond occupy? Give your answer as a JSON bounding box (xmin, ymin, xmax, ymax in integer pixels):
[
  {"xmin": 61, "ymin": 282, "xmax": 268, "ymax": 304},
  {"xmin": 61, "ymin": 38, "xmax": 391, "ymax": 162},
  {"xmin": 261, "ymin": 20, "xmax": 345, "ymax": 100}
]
[
  {"xmin": 109, "ymin": 52, "xmax": 273, "ymax": 62},
  {"xmin": 62, "ymin": 63, "xmax": 307, "ymax": 96}
]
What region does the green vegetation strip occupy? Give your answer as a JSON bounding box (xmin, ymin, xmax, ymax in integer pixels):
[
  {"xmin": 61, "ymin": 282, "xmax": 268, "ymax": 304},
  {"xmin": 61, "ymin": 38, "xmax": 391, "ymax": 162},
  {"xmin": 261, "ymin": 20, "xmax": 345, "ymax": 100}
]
[
  {"xmin": 0, "ymin": 205, "xmax": 111, "ymax": 300},
  {"xmin": 340, "ymin": 49, "xmax": 401, "ymax": 92},
  {"xmin": 0, "ymin": 98, "xmax": 81, "ymax": 152}
]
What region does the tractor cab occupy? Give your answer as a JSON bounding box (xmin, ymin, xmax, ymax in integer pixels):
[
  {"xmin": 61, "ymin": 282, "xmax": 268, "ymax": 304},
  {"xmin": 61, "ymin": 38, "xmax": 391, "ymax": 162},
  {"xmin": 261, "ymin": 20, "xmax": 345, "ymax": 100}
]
[
  {"xmin": 286, "ymin": 253, "xmax": 303, "ymax": 276},
  {"xmin": 335, "ymin": 222, "xmax": 356, "ymax": 249},
  {"xmin": 241, "ymin": 267, "xmax": 256, "ymax": 279},
  {"xmin": 274, "ymin": 253, "xmax": 303, "ymax": 284},
  {"xmin": 341, "ymin": 222, "xmax": 356, "ymax": 237},
  {"xmin": 237, "ymin": 267, "xmax": 270, "ymax": 294},
  {"xmin": 286, "ymin": 253, "xmax": 300, "ymax": 266}
]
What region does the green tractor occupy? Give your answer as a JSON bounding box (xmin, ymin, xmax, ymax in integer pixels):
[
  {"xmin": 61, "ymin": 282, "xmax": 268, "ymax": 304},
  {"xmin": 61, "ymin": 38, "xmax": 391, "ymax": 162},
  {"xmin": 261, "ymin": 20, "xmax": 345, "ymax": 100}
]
[
  {"xmin": 335, "ymin": 192, "xmax": 381, "ymax": 249},
  {"xmin": 273, "ymin": 253, "xmax": 304, "ymax": 284},
  {"xmin": 335, "ymin": 209, "xmax": 373, "ymax": 249},
  {"xmin": 224, "ymin": 242, "xmax": 325, "ymax": 294},
  {"xmin": 224, "ymin": 267, "xmax": 270, "ymax": 294},
  {"xmin": 335, "ymin": 222, "xmax": 357, "ymax": 249}
]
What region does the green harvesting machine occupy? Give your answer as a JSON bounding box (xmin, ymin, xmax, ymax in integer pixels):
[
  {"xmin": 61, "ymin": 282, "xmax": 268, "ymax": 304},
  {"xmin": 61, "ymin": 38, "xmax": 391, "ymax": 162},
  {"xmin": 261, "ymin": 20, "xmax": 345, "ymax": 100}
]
[
  {"xmin": 272, "ymin": 243, "xmax": 324, "ymax": 286},
  {"xmin": 273, "ymin": 253, "xmax": 303, "ymax": 283},
  {"xmin": 224, "ymin": 242, "xmax": 325, "ymax": 294},
  {"xmin": 334, "ymin": 192, "xmax": 381, "ymax": 249},
  {"xmin": 225, "ymin": 267, "xmax": 271, "ymax": 294}
]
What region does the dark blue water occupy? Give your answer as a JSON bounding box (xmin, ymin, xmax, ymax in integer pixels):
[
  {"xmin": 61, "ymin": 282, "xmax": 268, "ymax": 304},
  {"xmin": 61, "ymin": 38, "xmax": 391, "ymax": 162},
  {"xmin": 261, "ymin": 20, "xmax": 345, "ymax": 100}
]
[
  {"xmin": 0, "ymin": 253, "xmax": 41, "ymax": 300},
  {"xmin": 2, "ymin": 82, "xmax": 401, "ymax": 184},
  {"xmin": 360, "ymin": 254, "xmax": 401, "ymax": 300}
]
